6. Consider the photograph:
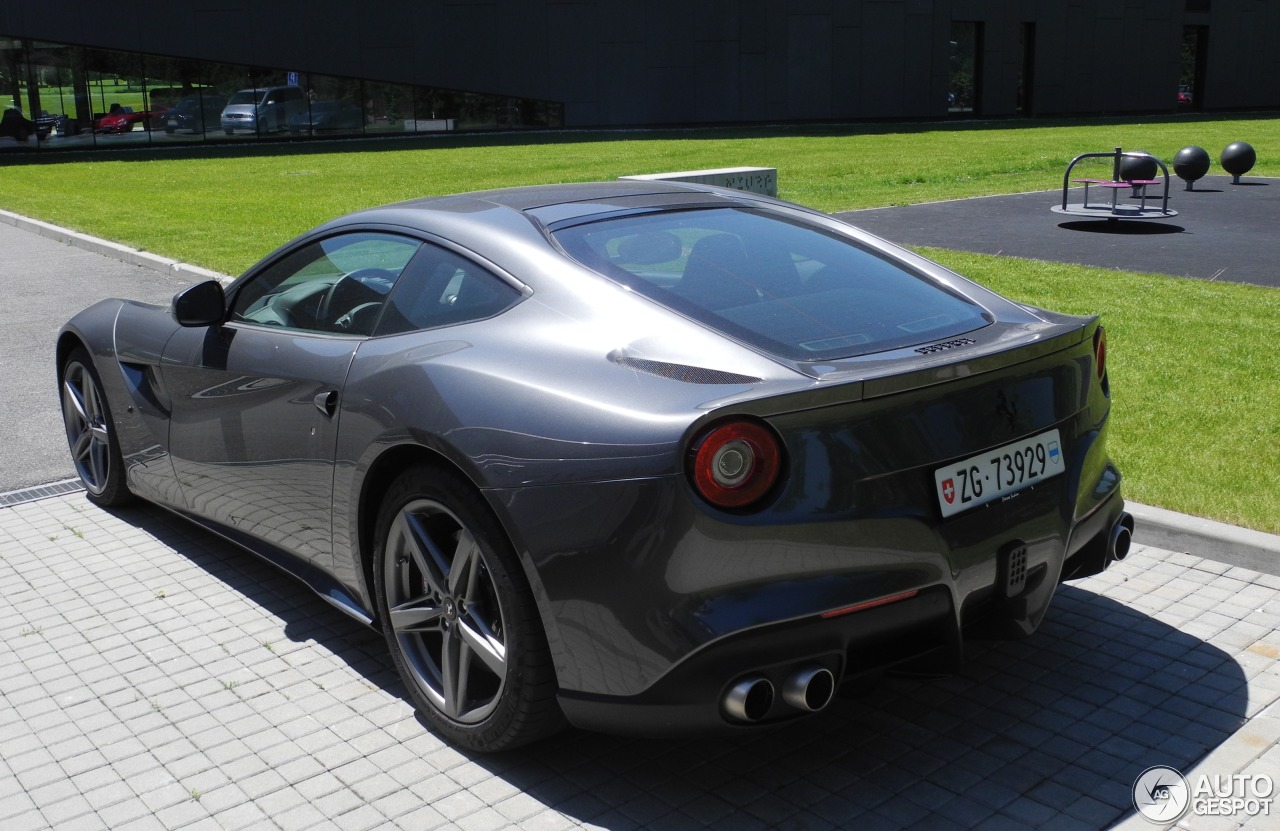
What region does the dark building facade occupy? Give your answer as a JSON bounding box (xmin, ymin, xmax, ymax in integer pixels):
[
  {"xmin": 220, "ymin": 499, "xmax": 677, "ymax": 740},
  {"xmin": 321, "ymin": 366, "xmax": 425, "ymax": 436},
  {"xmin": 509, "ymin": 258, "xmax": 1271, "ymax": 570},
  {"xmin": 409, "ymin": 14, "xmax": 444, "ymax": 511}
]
[{"xmin": 2, "ymin": 1, "xmax": 1276, "ymax": 150}]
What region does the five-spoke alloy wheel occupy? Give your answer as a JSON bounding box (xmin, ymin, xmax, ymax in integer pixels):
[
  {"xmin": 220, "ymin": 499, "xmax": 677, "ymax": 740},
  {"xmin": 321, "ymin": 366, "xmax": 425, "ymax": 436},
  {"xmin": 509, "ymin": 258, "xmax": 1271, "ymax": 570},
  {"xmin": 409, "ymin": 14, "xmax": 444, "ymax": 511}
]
[
  {"xmin": 374, "ymin": 467, "xmax": 561, "ymax": 751},
  {"xmin": 60, "ymin": 348, "xmax": 131, "ymax": 506}
]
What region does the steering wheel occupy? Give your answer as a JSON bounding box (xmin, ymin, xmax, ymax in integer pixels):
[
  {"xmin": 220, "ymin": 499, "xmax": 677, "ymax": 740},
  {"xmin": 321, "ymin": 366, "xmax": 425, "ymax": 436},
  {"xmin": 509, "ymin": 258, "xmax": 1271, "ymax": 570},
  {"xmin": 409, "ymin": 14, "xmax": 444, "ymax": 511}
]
[
  {"xmin": 333, "ymin": 301, "xmax": 383, "ymax": 331},
  {"xmin": 318, "ymin": 268, "xmax": 395, "ymax": 331}
]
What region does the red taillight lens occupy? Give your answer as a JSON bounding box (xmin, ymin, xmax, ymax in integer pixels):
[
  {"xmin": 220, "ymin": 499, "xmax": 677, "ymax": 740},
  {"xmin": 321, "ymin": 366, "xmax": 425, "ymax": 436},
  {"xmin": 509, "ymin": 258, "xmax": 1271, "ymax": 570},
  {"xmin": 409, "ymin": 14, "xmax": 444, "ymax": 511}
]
[
  {"xmin": 690, "ymin": 420, "xmax": 783, "ymax": 509},
  {"xmin": 1093, "ymin": 326, "xmax": 1108, "ymax": 380}
]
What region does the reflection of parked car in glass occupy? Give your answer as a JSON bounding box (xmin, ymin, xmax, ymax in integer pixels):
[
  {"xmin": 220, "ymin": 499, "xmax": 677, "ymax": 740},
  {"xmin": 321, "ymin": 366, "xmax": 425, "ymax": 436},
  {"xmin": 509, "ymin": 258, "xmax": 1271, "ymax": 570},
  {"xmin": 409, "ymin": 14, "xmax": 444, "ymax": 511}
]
[
  {"xmin": 287, "ymin": 101, "xmax": 364, "ymax": 134},
  {"xmin": 220, "ymin": 86, "xmax": 307, "ymax": 135},
  {"xmin": 1, "ymin": 107, "xmax": 36, "ymax": 142},
  {"xmin": 95, "ymin": 105, "xmax": 163, "ymax": 134},
  {"xmin": 164, "ymin": 95, "xmax": 228, "ymax": 134},
  {"xmin": 33, "ymin": 111, "xmax": 59, "ymax": 139}
]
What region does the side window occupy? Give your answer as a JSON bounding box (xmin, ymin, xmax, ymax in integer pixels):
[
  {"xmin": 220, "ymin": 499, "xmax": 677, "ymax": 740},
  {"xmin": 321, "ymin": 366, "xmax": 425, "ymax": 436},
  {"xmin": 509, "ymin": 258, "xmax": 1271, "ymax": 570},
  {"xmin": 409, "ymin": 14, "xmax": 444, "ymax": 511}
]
[
  {"xmin": 230, "ymin": 232, "xmax": 421, "ymax": 335},
  {"xmin": 375, "ymin": 243, "xmax": 522, "ymax": 336}
]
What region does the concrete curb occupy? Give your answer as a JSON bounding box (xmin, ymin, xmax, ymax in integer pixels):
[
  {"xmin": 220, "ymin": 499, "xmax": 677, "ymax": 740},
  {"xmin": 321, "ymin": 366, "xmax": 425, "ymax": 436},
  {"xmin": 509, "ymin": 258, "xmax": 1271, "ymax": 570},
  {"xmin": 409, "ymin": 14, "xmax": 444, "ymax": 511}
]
[
  {"xmin": 1129, "ymin": 500, "xmax": 1280, "ymax": 577},
  {"xmin": 0, "ymin": 208, "xmax": 234, "ymax": 285}
]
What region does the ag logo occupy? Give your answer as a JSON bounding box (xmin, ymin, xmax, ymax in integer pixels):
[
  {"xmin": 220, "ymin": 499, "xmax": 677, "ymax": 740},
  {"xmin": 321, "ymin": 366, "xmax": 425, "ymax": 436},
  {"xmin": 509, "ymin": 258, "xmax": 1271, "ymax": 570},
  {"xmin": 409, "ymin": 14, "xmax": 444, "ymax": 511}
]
[{"xmin": 1133, "ymin": 766, "xmax": 1190, "ymax": 823}]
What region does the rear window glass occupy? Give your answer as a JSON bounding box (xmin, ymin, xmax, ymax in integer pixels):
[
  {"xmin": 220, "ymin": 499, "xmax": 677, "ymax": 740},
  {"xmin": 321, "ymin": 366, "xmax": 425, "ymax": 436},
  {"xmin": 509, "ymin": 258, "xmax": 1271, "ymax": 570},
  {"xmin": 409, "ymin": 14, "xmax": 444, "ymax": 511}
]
[{"xmin": 551, "ymin": 207, "xmax": 991, "ymax": 361}]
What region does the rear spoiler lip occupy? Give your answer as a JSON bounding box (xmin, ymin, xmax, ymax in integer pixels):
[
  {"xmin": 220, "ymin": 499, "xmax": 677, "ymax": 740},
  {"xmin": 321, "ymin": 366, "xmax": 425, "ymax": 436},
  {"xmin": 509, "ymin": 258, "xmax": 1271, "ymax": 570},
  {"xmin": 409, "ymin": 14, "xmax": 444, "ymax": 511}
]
[
  {"xmin": 699, "ymin": 316, "xmax": 1096, "ymax": 419},
  {"xmin": 857, "ymin": 319, "xmax": 1094, "ymax": 400}
]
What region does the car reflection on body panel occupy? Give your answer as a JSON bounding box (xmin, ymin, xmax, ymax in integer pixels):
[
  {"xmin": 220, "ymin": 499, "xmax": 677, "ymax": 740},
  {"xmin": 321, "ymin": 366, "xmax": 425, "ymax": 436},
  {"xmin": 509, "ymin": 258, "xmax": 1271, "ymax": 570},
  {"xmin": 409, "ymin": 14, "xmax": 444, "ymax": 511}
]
[{"xmin": 56, "ymin": 181, "xmax": 1131, "ymax": 752}]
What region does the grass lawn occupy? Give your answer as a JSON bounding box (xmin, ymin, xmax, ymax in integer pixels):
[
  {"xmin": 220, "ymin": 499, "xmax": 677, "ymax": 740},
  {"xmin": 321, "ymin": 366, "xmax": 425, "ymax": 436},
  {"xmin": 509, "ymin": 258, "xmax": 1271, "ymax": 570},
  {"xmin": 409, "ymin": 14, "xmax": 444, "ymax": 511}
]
[
  {"xmin": 925, "ymin": 249, "xmax": 1280, "ymax": 535},
  {"xmin": 4, "ymin": 113, "xmax": 1280, "ymax": 274},
  {"xmin": 2, "ymin": 113, "xmax": 1278, "ymax": 532}
]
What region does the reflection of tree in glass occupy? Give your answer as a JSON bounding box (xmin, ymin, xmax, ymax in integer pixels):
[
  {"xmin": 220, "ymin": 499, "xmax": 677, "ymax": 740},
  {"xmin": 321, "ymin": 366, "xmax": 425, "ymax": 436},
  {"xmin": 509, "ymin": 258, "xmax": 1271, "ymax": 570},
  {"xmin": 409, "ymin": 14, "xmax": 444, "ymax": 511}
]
[{"xmin": 949, "ymin": 22, "xmax": 978, "ymax": 112}]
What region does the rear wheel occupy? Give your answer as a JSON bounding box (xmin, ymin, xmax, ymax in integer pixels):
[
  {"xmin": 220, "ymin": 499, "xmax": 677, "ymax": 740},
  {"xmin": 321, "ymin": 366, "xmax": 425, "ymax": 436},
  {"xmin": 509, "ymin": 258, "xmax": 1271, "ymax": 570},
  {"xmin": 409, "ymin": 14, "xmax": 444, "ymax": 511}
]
[
  {"xmin": 373, "ymin": 466, "xmax": 563, "ymax": 751},
  {"xmin": 60, "ymin": 348, "xmax": 132, "ymax": 507}
]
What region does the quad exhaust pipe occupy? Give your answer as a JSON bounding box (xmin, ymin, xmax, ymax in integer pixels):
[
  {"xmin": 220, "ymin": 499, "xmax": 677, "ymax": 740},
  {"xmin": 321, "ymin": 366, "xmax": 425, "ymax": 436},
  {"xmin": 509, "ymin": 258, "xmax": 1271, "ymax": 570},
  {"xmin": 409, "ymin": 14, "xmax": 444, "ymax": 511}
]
[
  {"xmin": 723, "ymin": 676, "xmax": 774, "ymax": 723},
  {"xmin": 1109, "ymin": 512, "xmax": 1135, "ymax": 562},
  {"xmin": 782, "ymin": 666, "xmax": 836, "ymax": 713},
  {"xmin": 723, "ymin": 666, "xmax": 836, "ymax": 723}
]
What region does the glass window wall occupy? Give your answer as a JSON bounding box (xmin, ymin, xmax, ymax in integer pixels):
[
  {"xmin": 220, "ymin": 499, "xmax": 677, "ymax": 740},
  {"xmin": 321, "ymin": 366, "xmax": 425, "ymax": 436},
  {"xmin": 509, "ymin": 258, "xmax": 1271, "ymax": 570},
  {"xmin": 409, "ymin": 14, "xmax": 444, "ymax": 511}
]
[
  {"xmin": 949, "ymin": 22, "xmax": 982, "ymax": 115},
  {"xmin": 1, "ymin": 35, "xmax": 562, "ymax": 151}
]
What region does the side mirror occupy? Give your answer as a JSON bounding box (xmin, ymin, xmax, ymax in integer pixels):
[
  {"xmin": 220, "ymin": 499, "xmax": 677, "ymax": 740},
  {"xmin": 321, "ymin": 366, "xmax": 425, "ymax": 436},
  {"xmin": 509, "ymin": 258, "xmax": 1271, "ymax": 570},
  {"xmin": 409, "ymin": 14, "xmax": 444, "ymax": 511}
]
[{"xmin": 171, "ymin": 280, "xmax": 226, "ymax": 327}]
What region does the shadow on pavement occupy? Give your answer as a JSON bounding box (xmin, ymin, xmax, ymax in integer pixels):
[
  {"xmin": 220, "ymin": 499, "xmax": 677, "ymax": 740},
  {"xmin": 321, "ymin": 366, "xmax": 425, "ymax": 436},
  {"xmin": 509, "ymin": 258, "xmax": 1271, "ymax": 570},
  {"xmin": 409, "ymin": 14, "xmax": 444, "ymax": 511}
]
[
  {"xmin": 494, "ymin": 584, "xmax": 1246, "ymax": 829},
  {"xmin": 1057, "ymin": 220, "xmax": 1186, "ymax": 235},
  {"xmin": 112, "ymin": 503, "xmax": 1247, "ymax": 829}
]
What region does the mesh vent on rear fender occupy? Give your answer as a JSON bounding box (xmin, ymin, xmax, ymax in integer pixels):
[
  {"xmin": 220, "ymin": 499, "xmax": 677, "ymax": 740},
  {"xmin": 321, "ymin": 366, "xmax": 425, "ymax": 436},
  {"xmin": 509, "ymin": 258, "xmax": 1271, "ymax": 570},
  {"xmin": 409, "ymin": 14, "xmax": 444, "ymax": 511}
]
[{"xmin": 611, "ymin": 356, "xmax": 762, "ymax": 385}]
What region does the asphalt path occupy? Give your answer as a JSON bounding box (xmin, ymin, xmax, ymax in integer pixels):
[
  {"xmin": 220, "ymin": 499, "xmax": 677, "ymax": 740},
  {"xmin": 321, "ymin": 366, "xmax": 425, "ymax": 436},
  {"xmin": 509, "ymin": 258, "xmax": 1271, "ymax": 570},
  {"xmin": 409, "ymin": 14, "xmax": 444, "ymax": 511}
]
[
  {"xmin": 0, "ymin": 222, "xmax": 190, "ymax": 491},
  {"xmin": 839, "ymin": 174, "xmax": 1280, "ymax": 288}
]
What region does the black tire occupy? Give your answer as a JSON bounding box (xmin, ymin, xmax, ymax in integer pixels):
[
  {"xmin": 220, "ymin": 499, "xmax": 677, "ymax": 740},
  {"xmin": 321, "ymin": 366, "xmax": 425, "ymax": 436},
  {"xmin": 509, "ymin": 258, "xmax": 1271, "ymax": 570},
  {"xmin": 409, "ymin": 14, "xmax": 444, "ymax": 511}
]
[
  {"xmin": 373, "ymin": 466, "xmax": 563, "ymax": 751},
  {"xmin": 60, "ymin": 348, "xmax": 132, "ymax": 507}
]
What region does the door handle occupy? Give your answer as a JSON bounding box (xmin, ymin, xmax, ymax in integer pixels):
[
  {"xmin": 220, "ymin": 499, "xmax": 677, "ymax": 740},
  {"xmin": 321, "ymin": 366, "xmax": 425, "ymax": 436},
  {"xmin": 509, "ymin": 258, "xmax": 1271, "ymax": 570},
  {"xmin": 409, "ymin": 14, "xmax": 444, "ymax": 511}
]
[{"xmin": 313, "ymin": 390, "xmax": 338, "ymax": 418}]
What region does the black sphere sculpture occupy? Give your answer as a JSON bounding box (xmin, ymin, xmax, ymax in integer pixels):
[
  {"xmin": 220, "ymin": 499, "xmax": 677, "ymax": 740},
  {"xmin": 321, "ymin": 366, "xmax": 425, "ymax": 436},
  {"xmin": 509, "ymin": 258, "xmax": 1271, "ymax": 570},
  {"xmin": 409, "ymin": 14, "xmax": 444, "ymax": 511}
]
[
  {"xmin": 1119, "ymin": 151, "xmax": 1158, "ymax": 182},
  {"xmin": 1173, "ymin": 145, "xmax": 1211, "ymax": 190},
  {"xmin": 1221, "ymin": 141, "xmax": 1257, "ymax": 184}
]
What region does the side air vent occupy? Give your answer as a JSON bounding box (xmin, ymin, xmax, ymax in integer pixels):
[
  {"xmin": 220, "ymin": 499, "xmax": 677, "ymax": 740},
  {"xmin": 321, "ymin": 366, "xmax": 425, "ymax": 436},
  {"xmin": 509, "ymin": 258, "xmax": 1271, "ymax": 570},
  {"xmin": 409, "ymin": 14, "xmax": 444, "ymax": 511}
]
[
  {"xmin": 611, "ymin": 356, "xmax": 762, "ymax": 385},
  {"xmin": 915, "ymin": 337, "xmax": 977, "ymax": 356}
]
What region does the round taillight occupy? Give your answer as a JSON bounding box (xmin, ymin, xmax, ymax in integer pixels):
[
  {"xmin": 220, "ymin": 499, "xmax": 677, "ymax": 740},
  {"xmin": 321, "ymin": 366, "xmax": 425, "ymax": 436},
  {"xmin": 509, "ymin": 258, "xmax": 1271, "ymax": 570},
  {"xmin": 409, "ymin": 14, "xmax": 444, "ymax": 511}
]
[
  {"xmin": 1093, "ymin": 326, "xmax": 1108, "ymax": 380},
  {"xmin": 690, "ymin": 420, "xmax": 783, "ymax": 509}
]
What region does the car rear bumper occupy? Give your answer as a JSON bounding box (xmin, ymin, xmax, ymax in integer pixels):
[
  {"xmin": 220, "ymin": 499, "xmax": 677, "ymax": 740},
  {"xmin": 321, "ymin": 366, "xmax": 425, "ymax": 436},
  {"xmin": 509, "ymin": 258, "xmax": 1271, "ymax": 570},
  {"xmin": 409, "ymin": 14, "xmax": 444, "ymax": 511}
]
[
  {"xmin": 552, "ymin": 487, "xmax": 1128, "ymax": 735},
  {"xmin": 491, "ymin": 448, "xmax": 1127, "ymax": 720},
  {"xmin": 557, "ymin": 583, "xmax": 958, "ymax": 735}
]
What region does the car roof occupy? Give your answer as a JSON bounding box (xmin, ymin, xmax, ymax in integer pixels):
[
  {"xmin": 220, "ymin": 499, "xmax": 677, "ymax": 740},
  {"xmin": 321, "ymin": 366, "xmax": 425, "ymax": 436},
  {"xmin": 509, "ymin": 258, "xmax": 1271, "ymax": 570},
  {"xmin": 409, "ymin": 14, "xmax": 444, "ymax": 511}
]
[
  {"xmin": 460, "ymin": 180, "xmax": 722, "ymax": 209},
  {"xmin": 344, "ymin": 180, "xmax": 790, "ymax": 231}
]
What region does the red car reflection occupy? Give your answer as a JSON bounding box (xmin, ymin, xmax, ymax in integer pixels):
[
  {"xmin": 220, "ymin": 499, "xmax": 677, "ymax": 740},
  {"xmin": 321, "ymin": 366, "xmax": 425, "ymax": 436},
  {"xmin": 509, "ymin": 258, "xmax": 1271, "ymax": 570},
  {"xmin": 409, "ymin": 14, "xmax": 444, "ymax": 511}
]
[{"xmin": 95, "ymin": 106, "xmax": 166, "ymax": 134}]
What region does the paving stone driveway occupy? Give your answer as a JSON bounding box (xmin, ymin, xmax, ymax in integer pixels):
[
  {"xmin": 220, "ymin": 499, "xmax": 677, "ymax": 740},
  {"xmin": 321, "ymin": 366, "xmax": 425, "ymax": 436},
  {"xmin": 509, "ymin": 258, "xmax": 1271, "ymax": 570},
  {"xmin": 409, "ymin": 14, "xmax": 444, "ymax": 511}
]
[{"xmin": 3, "ymin": 493, "xmax": 1279, "ymax": 831}]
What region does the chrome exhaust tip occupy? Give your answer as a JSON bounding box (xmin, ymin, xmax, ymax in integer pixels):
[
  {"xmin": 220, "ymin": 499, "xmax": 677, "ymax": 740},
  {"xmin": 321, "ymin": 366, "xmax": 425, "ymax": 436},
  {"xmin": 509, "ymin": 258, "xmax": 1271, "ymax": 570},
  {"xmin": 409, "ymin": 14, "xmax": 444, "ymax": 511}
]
[
  {"xmin": 723, "ymin": 676, "xmax": 775, "ymax": 723},
  {"xmin": 782, "ymin": 666, "xmax": 836, "ymax": 713},
  {"xmin": 1109, "ymin": 512, "xmax": 1135, "ymax": 561}
]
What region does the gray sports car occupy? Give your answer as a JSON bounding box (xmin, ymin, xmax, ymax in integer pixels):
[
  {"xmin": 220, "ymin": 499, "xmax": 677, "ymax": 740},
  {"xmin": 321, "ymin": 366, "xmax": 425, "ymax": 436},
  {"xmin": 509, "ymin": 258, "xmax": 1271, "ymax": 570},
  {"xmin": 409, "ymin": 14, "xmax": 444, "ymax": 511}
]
[{"xmin": 57, "ymin": 181, "xmax": 1131, "ymax": 752}]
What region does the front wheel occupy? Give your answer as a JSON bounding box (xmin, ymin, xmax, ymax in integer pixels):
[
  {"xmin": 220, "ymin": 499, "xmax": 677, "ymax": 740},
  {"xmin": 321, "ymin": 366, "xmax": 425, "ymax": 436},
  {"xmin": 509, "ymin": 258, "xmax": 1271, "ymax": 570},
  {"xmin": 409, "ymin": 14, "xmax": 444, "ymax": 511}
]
[
  {"xmin": 373, "ymin": 466, "xmax": 563, "ymax": 751},
  {"xmin": 60, "ymin": 348, "xmax": 132, "ymax": 507}
]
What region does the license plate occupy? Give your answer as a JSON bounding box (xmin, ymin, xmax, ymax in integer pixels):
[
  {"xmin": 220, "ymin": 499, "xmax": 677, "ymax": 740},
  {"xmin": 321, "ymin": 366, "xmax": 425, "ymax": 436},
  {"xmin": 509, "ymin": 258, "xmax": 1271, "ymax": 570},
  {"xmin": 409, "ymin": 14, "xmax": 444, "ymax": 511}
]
[
  {"xmin": 934, "ymin": 429, "xmax": 1065, "ymax": 518},
  {"xmin": 168, "ymin": 119, "xmax": 177, "ymax": 127}
]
